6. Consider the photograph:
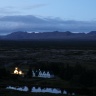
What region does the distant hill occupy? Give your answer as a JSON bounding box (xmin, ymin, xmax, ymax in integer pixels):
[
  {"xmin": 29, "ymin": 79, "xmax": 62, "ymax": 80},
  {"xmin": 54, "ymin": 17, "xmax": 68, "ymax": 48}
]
[{"xmin": 0, "ymin": 31, "xmax": 96, "ymax": 40}]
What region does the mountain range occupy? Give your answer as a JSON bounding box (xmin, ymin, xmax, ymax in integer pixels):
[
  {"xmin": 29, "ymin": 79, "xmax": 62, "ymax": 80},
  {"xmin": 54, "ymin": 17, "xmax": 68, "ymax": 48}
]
[{"xmin": 0, "ymin": 31, "xmax": 96, "ymax": 40}]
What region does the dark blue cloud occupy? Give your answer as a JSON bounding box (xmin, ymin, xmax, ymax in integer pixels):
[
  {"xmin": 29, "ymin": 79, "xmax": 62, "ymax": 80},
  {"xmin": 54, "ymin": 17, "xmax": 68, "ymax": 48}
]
[{"xmin": 0, "ymin": 15, "xmax": 96, "ymax": 35}]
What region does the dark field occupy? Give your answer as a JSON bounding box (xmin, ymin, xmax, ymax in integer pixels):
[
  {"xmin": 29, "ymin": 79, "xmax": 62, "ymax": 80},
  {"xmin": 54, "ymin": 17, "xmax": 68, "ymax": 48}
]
[
  {"xmin": 0, "ymin": 40, "xmax": 96, "ymax": 96},
  {"xmin": 0, "ymin": 40, "xmax": 96, "ymax": 69}
]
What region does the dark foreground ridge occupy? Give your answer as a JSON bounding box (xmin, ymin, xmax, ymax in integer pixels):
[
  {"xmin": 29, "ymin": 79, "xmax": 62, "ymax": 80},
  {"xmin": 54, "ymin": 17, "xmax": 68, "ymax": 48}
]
[{"xmin": 0, "ymin": 40, "xmax": 96, "ymax": 49}]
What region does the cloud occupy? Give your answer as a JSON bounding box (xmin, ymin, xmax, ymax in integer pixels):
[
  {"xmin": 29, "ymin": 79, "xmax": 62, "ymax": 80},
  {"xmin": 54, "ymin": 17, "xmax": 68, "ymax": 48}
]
[
  {"xmin": 0, "ymin": 3, "xmax": 47, "ymax": 16},
  {"xmin": 0, "ymin": 15, "xmax": 96, "ymax": 35},
  {"xmin": 24, "ymin": 4, "xmax": 48, "ymax": 10},
  {"xmin": 0, "ymin": 7, "xmax": 20, "ymax": 15}
]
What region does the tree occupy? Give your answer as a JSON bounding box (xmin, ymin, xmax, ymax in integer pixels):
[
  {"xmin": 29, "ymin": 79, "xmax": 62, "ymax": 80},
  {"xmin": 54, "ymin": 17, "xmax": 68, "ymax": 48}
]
[{"xmin": 27, "ymin": 66, "xmax": 32, "ymax": 78}]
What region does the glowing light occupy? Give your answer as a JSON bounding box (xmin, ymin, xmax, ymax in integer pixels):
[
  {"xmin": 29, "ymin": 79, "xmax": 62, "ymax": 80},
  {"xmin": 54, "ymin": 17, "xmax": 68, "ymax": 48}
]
[
  {"xmin": 15, "ymin": 67, "xmax": 18, "ymax": 70},
  {"xmin": 14, "ymin": 67, "xmax": 18, "ymax": 74},
  {"xmin": 18, "ymin": 71, "xmax": 22, "ymax": 75},
  {"xmin": 14, "ymin": 69, "xmax": 18, "ymax": 74},
  {"xmin": 13, "ymin": 67, "xmax": 23, "ymax": 75}
]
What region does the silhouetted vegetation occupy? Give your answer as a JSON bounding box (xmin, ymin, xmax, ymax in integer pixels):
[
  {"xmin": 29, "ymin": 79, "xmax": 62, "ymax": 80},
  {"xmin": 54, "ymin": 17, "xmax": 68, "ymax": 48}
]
[
  {"xmin": 28, "ymin": 62, "xmax": 96, "ymax": 87},
  {"xmin": 0, "ymin": 67, "xmax": 10, "ymax": 79},
  {"xmin": 27, "ymin": 66, "xmax": 32, "ymax": 78}
]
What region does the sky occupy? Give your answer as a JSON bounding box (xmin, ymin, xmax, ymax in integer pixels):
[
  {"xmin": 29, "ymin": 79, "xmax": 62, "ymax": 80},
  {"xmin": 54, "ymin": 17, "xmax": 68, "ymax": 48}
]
[{"xmin": 0, "ymin": 0, "xmax": 96, "ymax": 35}]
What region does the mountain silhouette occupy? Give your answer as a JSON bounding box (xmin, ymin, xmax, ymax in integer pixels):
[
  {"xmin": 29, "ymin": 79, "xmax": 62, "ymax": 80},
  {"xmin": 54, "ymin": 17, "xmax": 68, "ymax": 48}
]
[{"xmin": 0, "ymin": 31, "xmax": 96, "ymax": 40}]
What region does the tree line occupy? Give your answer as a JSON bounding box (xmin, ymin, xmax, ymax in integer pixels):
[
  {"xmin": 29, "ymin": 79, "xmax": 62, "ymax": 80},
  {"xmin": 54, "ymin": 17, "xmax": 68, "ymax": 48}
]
[{"xmin": 0, "ymin": 62, "xmax": 96, "ymax": 87}]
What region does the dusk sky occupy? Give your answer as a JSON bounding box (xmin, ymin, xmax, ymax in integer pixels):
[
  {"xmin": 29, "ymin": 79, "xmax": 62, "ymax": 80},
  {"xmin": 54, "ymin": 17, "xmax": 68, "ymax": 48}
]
[{"xmin": 0, "ymin": 0, "xmax": 96, "ymax": 35}]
